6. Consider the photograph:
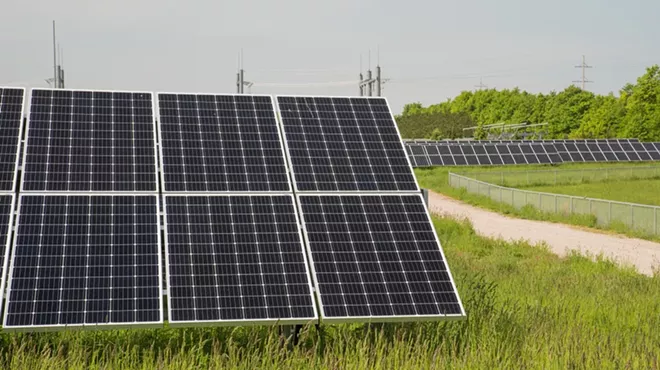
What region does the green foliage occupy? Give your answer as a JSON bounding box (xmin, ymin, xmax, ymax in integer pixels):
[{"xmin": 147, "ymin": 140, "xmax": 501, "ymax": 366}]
[
  {"xmin": 398, "ymin": 65, "xmax": 660, "ymax": 140},
  {"xmin": 397, "ymin": 111, "xmax": 475, "ymax": 139}
]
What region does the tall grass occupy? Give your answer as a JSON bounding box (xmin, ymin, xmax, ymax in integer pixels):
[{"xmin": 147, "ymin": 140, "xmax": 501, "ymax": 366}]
[{"xmin": 1, "ymin": 216, "xmax": 658, "ymax": 369}]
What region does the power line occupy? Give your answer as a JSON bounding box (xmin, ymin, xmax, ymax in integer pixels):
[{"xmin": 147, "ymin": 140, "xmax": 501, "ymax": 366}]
[{"xmin": 573, "ymin": 55, "xmax": 593, "ymax": 90}]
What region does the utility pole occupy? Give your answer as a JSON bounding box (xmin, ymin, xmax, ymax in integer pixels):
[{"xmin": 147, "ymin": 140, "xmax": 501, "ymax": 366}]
[
  {"xmin": 474, "ymin": 78, "xmax": 488, "ymax": 90},
  {"xmin": 236, "ymin": 49, "xmax": 253, "ymax": 94},
  {"xmin": 573, "ymin": 55, "xmax": 593, "ymax": 90},
  {"xmin": 52, "ymin": 21, "xmax": 58, "ymax": 88}
]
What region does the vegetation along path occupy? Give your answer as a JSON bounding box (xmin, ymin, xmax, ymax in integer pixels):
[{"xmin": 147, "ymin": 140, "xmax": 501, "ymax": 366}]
[{"xmin": 428, "ymin": 190, "xmax": 660, "ymax": 276}]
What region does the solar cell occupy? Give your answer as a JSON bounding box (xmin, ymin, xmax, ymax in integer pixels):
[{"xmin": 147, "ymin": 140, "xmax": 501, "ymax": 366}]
[
  {"xmin": 22, "ymin": 89, "xmax": 158, "ymax": 192},
  {"xmin": 298, "ymin": 194, "xmax": 464, "ymax": 321},
  {"xmin": 3, "ymin": 195, "xmax": 162, "ymax": 330},
  {"xmin": 158, "ymin": 93, "xmax": 290, "ymax": 192},
  {"xmin": 0, "ymin": 87, "xmax": 25, "ymax": 192},
  {"xmin": 164, "ymin": 195, "xmax": 317, "ymax": 326},
  {"xmin": 277, "ymin": 96, "xmax": 418, "ymax": 192},
  {"xmin": 0, "ymin": 195, "xmax": 15, "ymax": 306}
]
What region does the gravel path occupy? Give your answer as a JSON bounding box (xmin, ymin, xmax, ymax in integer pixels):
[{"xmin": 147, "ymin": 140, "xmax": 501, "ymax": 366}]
[{"xmin": 427, "ymin": 191, "xmax": 660, "ymax": 277}]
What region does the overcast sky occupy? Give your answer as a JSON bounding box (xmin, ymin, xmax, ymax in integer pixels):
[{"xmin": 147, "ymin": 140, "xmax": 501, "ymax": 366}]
[{"xmin": 2, "ymin": 0, "xmax": 659, "ymax": 113}]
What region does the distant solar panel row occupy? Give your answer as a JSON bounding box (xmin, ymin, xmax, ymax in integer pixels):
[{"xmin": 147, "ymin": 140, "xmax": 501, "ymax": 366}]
[
  {"xmin": 403, "ymin": 138, "xmax": 640, "ymax": 144},
  {"xmin": 407, "ymin": 141, "xmax": 660, "ymax": 167},
  {"xmin": 407, "ymin": 143, "xmax": 562, "ymax": 167}
]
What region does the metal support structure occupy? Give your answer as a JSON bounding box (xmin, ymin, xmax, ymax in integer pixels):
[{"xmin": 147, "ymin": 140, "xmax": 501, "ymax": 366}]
[{"xmin": 52, "ymin": 21, "xmax": 57, "ymax": 89}]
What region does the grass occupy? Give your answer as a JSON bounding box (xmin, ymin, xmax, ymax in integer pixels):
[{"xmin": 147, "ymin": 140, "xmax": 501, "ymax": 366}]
[
  {"xmin": 527, "ymin": 178, "xmax": 660, "ymax": 206},
  {"xmin": 416, "ymin": 163, "xmax": 660, "ymax": 241},
  {"xmin": 1, "ymin": 215, "xmax": 658, "ymax": 369}
]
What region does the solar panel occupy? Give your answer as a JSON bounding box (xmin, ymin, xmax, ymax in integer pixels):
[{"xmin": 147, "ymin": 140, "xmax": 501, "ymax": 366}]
[
  {"xmin": 163, "ymin": 195, "xmax": 317, "ymax": 326},
  {"xmin": 0, "ymin": 87, "xmax": 25, "ymax": 192},
  {"xmin": 157, "ymin": 93, "xmax": 291, "ymax": 192},
  {"xmin": 0, "ymin": 195, "xmax": 15, "ymax": 308},
  {"xmin": 277, "ymin": 96, "xmax": 418, "ymax": 192},
  {"xmin": 3, "ymin": 195, "xmax": 162, "ymax": 330},
  {"xmin": 298, "ymin": 194, "xmax": 464, "ymax": 322},
  {"xmin": 22, "ymin": 89, "xmax": 158, "ymax": 192}
]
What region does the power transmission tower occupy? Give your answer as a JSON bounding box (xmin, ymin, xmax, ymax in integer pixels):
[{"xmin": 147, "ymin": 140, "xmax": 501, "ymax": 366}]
[
  {"xmin": 358, "ymin": 49, "xmax": 386, "ymax": 96},
  {"xmin": 573, "ymin": 55, "xmax": 593, "ymax": 90},
  {"xmin": 474, "ymin": 78, "xmax": 488, "ymax": 90},
  {"xmin": 49, "ymin": 21, "xmax": 65, "ymax": 89}
]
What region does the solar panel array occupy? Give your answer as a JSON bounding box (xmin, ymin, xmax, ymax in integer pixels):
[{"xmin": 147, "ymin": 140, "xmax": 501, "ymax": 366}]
[
  {"xmin": 3, "ymin": 88, "xmax": 163, "ymax": 331},
  {"xmin": 158, "ymin": 93, "xmax": 317, "ymax": 327},
  {"xmin": 0, "ymin": 87, "xmax": 22, "ymax": 317},
  {"xmin": 406, "ymin": 140, "xmax": 660, "ymax": 167},
  {"xmin": 0, "ymin": 89, "xmax": 467, "ymax": 331},
  {"xmin": 278, "ymin": 96, "xmax": 464, "ymax": 322}
]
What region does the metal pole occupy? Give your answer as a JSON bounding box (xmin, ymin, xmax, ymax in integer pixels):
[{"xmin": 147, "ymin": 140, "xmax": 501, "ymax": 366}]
[
  {"xmin": 52, "ymin": 21, "xmax": 57, "ymax": 89},
  {"xmin": 367, "ymin": 70, "xmax": 372, "ymax": 96},
  {"xmin": 239, "ymin": 70, "xmax": 244, "ymax": 94},
  {"xmin": 555, "ymin": 194, "xmax": 558, "ymax": 213},
  {"xmin": 376, "ymin": 66, "xmax": 381, "ymax": 96}
]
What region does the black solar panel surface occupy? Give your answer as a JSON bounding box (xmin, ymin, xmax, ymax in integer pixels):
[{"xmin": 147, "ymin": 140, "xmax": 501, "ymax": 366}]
[
  {"xmin": 277, "ymin": 96, "xmax": 418, "ymax": 192},
  {"xmin": 0, "ymin": 195, "xmax": 14, "ymax": 304},
  {"xmin": 4, "ymin": 195, "xmax": 162, "ymax": 329},
  {"xmin": 164, "ymin": 195, "xmax": 316, "ymax": 324},
  {"xmin": 0, "ymin": 88, "xmax": 24, "ymax": 191},
  {"xmin": 158, "ymin": 94, "xmax": 290, "ymax": 192},
  {"xmin": 299, "ymin": 194, "xmax": 463, "ymax": 320},
  {"xmin": 22, "ymin": 89, "xmax": 158, "ymax": 192}
]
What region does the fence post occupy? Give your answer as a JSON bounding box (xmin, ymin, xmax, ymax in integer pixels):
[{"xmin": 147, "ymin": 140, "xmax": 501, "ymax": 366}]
[
  {"xmin": 589, "ymin": 199, "xmax": 592, "ymax": 215},
  {"xmin": 631, "ymin": 204, "xmax": 634, "ymax": 229},
  {"xmin": 555, "ymin": 194, "xmax": 558, "ymax": 213},
  {"xmin": 501, "ymin": 172, "xmax": 504, "ymax": 185},
  {"xmin": 570, "ymin": 197, "xmax": 573, "ymax": 213},
  {"xmin": 605, "ymin": 168, "xmax": 608, "ymax": 181},
  {"xmin": 655, "ymin": 208, "xmax": 657, "ymax": 235},
  {"xmin": 527, "ymin": 172, "xmax": 529, "ymax": 185},
  {"xmin": 609, "ymin": 202, "xmax": 612, "ymax": 224},
  {"xmin": 554, "ymin": 169, "xmax": 557, "ymax": 185}
]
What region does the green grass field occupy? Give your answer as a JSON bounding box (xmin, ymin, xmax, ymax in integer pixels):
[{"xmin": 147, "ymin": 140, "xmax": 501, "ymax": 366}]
[
  {"xmin": 1, "ymin": 215, "xmax": 658, "ymax": 369},
  {"xmin": 416, "ymin": 162, "xmax": 660, "ymax": 241},
  {"xmin": 527, "ymin": 179, "xmax": 660, "ymax": 206}
]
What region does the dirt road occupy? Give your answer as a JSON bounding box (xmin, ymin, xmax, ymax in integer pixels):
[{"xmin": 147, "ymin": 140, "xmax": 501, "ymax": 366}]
[{"xmin": 427, "ymin": 191, "xmax": 660, "ymax": 277}]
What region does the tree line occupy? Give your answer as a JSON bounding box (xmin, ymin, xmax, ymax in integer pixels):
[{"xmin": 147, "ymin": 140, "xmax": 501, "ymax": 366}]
[{"xmin": 397, "ymin": 65, "xmax": 660, "ymax": 141}]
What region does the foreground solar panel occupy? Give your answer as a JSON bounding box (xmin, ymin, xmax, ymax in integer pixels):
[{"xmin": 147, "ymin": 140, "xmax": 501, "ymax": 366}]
[
  {"xmin": 158, "ymin": 93, "xmax": 290, "ymax": 192},
  {"xmin": 298, "ymin": 194, "xmax": 464, "ymax": 322},
  {"xmin": 0, "ymin": 195, "xmax": 15, "ymax": 305},
  {"xmin": 277, "ymin": 96, "xmax": 418, "ymax": 192},
  {"xmin": 0, "ymin": 87, "xmax": 25, "ymax": 192},
  {"xmin": 22, "ymin": 89, "xmax": 158, "ymax": 192},
  {"xmin": 164, "ymin": 195, "xmax": 317, "ymax": 326},
  {"xmin": 3, "ymin": 195, "xmax": 162, "ymax": 330}
]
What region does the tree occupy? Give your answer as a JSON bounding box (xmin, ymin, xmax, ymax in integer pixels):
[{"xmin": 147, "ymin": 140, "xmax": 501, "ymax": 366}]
[{"xmin": 572, "ymin": 94, "xmax": 625, "ymax": 138}]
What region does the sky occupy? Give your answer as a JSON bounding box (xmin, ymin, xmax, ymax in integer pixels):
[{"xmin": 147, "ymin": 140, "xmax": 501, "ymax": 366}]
[{"xmin": 1, "ymin": 0, "xmax": 659, "ymax": 113}]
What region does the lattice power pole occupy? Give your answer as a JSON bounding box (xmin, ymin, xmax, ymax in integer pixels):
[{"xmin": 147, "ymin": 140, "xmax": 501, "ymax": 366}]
[
  {"xmin": 474, "ymin": 78, "xmax": 488, "ymax": 90},
  {"xmin": 358, "ymin": 50, "xmax": 386, "ymax": 96},
  {"xmin": 573, "ymin": 55, "xmax": 593, "ymax": 90}
]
